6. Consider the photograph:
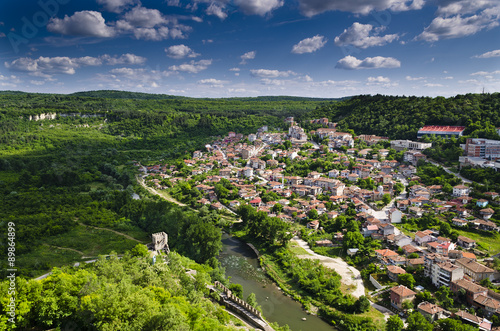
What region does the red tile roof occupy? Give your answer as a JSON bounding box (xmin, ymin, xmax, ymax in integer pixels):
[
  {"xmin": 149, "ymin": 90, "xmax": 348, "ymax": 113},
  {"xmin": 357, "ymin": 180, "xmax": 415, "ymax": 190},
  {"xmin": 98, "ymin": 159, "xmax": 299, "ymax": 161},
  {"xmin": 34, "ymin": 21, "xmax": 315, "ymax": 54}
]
[{"xmin": 418, "ymin": 125, "xmax": 465, "ymax": 133}]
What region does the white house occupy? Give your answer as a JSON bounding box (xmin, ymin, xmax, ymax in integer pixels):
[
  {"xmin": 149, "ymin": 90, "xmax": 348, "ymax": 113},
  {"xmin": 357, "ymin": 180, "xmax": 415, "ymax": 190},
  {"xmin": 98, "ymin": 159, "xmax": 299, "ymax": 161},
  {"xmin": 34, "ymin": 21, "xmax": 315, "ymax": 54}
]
[
  {"xmin": 453, "ymin": 185, "xmax": 470, "ymax": 197},
  {"xmin": 389, "ymin": 208, "xmax": 403, "ymax": 224}
]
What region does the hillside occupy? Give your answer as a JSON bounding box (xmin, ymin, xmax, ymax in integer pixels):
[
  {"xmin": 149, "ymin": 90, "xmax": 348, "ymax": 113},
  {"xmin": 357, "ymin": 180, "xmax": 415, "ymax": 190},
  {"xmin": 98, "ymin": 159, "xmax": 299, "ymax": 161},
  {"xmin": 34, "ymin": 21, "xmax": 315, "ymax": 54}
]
[{"xmin": 300, "ymin": 93, "xmax": 500, "ymax": 139}]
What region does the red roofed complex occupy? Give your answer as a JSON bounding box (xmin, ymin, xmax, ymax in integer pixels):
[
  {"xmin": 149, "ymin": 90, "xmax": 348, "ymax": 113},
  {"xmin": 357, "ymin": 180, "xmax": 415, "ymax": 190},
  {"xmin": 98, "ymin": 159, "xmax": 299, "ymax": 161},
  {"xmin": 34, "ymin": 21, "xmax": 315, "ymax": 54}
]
[{"xmin": 417, "ymin": 125, "xmax": 465, "ymax": 138}]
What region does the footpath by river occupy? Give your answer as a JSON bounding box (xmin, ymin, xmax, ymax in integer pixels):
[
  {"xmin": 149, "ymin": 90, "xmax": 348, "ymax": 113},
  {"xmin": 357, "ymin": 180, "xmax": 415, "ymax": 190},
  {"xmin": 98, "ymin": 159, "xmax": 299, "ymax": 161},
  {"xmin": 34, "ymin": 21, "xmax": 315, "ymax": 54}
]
[{"xmin": 219, "ymin": 234, "xmax": 334, "ymax": 331}]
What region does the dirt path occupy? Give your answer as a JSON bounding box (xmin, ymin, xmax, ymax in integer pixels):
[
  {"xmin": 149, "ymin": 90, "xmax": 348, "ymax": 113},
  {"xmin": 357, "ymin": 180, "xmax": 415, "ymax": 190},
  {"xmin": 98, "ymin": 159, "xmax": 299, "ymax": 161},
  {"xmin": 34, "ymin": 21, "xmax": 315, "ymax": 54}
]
[
  {"xmin": 79, "ymin": 223, "xmax": 144, "ymax": 243},
  {"xmin": 136, "ymin": 175, "xmax": 187, "ymax": 207},
  {"xmin": 292, "ymin": 237, "xmax": 365, "ymax": 298},
  {"xmin": 43, "ymin": 244, "xmax": 85, "ymax": 256}
]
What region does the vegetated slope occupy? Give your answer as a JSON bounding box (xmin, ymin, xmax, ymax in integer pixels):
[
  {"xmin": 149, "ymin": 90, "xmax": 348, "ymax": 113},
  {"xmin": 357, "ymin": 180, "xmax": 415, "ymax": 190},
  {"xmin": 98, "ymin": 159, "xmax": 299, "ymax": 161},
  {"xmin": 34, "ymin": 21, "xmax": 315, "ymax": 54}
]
[
  {"xmin": 300, "ymin": 93, "xmax": 500, "ymax": 139},
  {"xmin": 0, "ymin": 251, "xmax": 238, "ymax": 330}
]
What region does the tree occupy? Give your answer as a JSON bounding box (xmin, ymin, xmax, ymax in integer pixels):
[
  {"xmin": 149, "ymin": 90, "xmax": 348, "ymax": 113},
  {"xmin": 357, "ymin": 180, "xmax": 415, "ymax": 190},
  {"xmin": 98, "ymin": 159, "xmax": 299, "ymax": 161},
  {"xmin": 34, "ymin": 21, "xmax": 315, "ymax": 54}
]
[
  {"xmin": 130, "ymin": 244, "xmax": 150, "ymax": 257},
  {"xmin": 398, "ymin": 273, "xmax": 415, "ymax": 289},
  {"xmin": 272, "ymin": 203, "xmax": 283, "ymax": 214},
  {"xmin": 343, "ymin": 231, "xmax": 364, "ymax": 250},
  {"xmin": 406, "ymin": 312, "xmax": 433, "ymax": 331},
  {"xmin": 439, "ymin": 222, "xmax": 452, "ymax": 237},
  {"xmin": 436, "ymin": 286, "xmax": 454, "ymax": 309},
  {"xmin": 247, "ymin": 293, "xmax": 257, "ymax": 308},
  {"xmin": 402, "ymin": 299, "xmax": 414, "ymax": 311},
  {"xmin": 382, "ymin": 193, "xmax": 391, "ymax": 205},
  {"xmin": 434, "ymin": 318, "xmax": 479, "ymax": 331},
  {"xmin": 386, "ymin": 315, "xmax": 404, "ymax": 331},
  {"xmin": 308, "ymin": 208, "xmax": 319, "ymax": 219},
  {"xmin": 229, "ymin": 284, "xmax": 243, "ymax": 299},
  {"xmin": 355, "ymin": 295, "xmax": 371, "ymax": 313}
]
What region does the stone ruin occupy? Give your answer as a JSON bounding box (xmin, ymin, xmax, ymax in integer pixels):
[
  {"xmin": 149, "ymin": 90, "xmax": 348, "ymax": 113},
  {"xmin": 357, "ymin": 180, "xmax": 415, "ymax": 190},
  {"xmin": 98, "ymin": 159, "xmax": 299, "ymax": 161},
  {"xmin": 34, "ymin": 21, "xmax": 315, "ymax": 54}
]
[{"xmin": 151, "ymin": 232, "xmax": 170, "ymax": 254}]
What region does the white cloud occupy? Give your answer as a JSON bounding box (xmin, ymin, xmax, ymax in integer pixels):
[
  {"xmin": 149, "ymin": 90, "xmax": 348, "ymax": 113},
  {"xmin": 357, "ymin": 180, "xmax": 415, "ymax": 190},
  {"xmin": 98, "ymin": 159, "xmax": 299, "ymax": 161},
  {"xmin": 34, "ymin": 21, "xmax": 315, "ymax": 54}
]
[
  {"xmin": 206, "ymin": 3, "xmax": 228, "ymax": 20},
  {"xmin": 0, "ymin": 32, "xmax": 5, "ymax": 38},
  {"xmin": 334, "ymin": 23, "xmax": 398, "ymax": 49},
  {"xmin": 292, "ymin": 35, "xmax": 327, "ymax": 54},
  {"xmin": 417, "ymin": 12, "xmax": 500, "ymax": 42},
  {"xmin": 473, "ymin": 49, "xmax": 500, "ymax": 58},
  {"xmin": 234, "ymin": 0, "xmax": 284, "ymax": 16},
  {"xmin": 5, "ymin": 56, "xmax": 101, "ymax": 75},
  {"xmin": 5, "ymin": 54, "xmax": 145, "ymax": 76},
  {"xmin": 103, "ymin": 53, "xmax": 147, "ymax": 65},
  {"xmin": 458, "ymin": 79, "xmax": 481, "ymax": 84},
  {"xmin": 47, "ymin": 11, "xmax": 115, "ymax": 37},
  {"xmin": 298, "ymin": 0, "xmax": 425, "ymax": 16},
  {"xmin": 250, "ymin": 69, "xmax": 296, "ymax": 78},
  {"xmin": 335, "ymin": 55, "xmax": 401, "ymax": 70},
  {"xmin": 406, "ymin": 75, "xmax": 426, "ymax": 81},
  {"xmin": 229, "ymin": 68, "xmax": 240, "ymax": 71},
  {"xmin": 30, "ymin": 80, "xmax": 45, "ymax": 86},
  {"xmin": 198, "ymin": 78, "xmax": 229, "ymax": 87},
  {"xmin": 436, "ymin": 0, "xmax": 494, "ymax": 16},
  {"xmin": 471, "ymin": 70, "xmax": 500, "ymax": 76},
  {"xmin": 240, "ymin": 51, "xmax": 256, "ymax": 64},
  {"xmin": 165, "ymin": 45, "xmax": 200, "ymax": 59},
  {"xmin": 260, "ymin": 78, "xmax": 287, "ymax": 86},
  {"xmin": 424, "ymin": 83, "xmax": 444, "ymax": 87},
  {"xmin": 169, "ymin": 59, "xmax": 212, "ymax": 73},
  {"xmin": 96, "ymin": 0, "xmax": 138, "ymax": 13},
  {"xmin": 123, "ymin": 6, "xmax": 168, "ymax": 28},
  {"xmin": 367, "ymin": 76, "xmax": 391, "ymax": 83}
]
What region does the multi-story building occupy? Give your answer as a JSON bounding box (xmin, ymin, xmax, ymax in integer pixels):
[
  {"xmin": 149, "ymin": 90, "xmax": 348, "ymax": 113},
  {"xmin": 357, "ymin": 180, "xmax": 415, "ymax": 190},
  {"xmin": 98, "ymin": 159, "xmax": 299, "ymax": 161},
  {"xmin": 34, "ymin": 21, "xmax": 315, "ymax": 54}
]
[
  {"xmin": 431, "ymin": 261, "xmax": 464, "ymax": 287},
  {"xmin": 455, "ymin": 258, "xmax": 497, "ymax": 282},
  {"xmin": 465, "ymin": 138, "xmax": 500, "ymax": 159},
  {"xmin": 391, "ymin": 140, "xmax": 432, "ymax": 151},
  {"xmin": 390, "ymin": 285, "xmax": 416, "ymax": 310},
  {"xmin": 450, "ymin": 279, "xmax": 488, "ymax": 305}
]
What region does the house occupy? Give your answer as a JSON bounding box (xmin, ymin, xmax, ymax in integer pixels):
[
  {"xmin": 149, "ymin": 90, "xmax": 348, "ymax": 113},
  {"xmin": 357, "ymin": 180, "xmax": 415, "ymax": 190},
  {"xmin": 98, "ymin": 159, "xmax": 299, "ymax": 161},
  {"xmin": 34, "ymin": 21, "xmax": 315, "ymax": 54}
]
[
  {"xmin": 415, "ymin": 230, "xmax": 435, "ymax": 245},
  {"xmin": 388, "ymin": 208, "xmax": 403, "ymax": 224},
  {"xmin": 457, "ymin": 235, "xmax": 477, "ymax": 249},
  {"xmin": 347, "ymin": 248, "xmax": 359, "ymax": 256},
  {"xmin": 375, "ymin": 249, "xmax": 398, "ymax": 260},
  {"xmin": 402, "ymin": 244, "xmax": 421, "ymax": 256},
  {"xmin": 390, "ymin": 285, "xmax": 416, "ymax": 310},
  {"xmin": 307, "ymin": 220, "xmax": 320, "ymax": 230},
  {"xmin": 480, "ymin": 208, "xmax": 495, "ymax": 220},
  {"xmin": 379, "ymin": 223, "xmax": 395, "ymax": 236},
  {"xmin": 452, "ymin": 218, "xmax": 468, "ymax": 227},
  {"xmin": 424, "ymin": 253, "xmax": 449, "ymax": 277},
  {"xmin": 407, "ymin": 258, "xmax": 425, "ymax": 268},
  {"xmin": 387, "ymin": 265, "xmax": 406, "ymax": 281},
  {"xmin": 455, "ymin": 311, "xmax": 492, "ymax": 331},
  {"xmin": 417, "ymin": 302, "xmax": 446, "ymax": 322},
  {"xmin": 451, "ymin": 278, "xmax": 488, "ymax": 305},
  {"xmin": 455, "ymin": 258, "xmax": 497, "ymax": 282},
  {"xmin": 388, "ymin": 255, "xmax": 407, "ymax": 266},
  {"xmin": 229, "ymin": 200, "xmax": 240, "ymax": 208},
  {"xmin": 316, "ymin": 239, "xmax": 334, "ymax": 247},
  {"xmin": 431, "ymin": 262, "xmax": 464, "ymax": 287},
  {"xmin": 393, "ymin": 234, "xmax": 412, "ymax": 248},
  {"xmin": 474, "ymin": 295, "xmax": 500, "ymax": 318},
  {"xmin": 477, "ymin": 199, "xmax": 489, "ymax": 208},
  {"xmin": 453, "ymin": 185, "xmax": 470, "ymax": 197},
  {"xmin": 249, "ymin": 198, "xmax": 262, "ymax": 208},
  {"xmin": 363, "ymin": 224, "xmax": 379, "ymax": 237},
  {"xmin": 448, "ymin": 250, "xmax": 477, "ymax": 260}
]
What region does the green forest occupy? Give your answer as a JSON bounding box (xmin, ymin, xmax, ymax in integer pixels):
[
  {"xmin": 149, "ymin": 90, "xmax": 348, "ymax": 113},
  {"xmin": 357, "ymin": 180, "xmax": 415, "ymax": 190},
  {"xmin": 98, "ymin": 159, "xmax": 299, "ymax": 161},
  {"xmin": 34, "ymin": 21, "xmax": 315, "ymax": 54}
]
[{"xmin": 1, "ymin": 90, "xmax": 500, "ymax": 330}]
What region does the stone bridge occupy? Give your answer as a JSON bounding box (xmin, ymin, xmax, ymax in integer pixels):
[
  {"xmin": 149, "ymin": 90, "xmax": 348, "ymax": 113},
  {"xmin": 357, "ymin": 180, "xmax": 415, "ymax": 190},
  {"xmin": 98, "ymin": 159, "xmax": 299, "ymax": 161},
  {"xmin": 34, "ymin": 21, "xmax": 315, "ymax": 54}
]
[{"xmin": 210, "ymin": 281, "xmax": 274, "ymax": 331}]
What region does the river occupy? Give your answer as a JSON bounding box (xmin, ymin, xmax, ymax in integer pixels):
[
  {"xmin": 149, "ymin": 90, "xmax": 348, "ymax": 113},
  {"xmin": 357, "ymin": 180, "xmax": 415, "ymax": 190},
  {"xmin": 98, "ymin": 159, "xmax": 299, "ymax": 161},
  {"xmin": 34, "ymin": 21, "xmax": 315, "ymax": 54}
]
[{"xmin": 219, "ymin": 234, "xmax": 334, "ymax": 331}]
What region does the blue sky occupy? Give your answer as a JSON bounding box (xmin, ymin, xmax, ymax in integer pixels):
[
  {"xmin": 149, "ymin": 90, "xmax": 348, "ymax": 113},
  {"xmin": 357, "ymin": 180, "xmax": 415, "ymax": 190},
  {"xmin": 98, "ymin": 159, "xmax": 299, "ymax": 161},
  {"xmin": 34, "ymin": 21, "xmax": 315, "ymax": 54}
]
[{"xmin": 0, "ymin": 0, "xmax": 499, "ymax": 97}]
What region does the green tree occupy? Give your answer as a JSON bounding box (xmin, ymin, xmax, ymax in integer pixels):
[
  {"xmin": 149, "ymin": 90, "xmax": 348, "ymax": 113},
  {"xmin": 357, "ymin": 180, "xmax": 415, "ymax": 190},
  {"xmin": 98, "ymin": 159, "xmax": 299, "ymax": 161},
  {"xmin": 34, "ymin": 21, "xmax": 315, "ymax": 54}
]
[
  {"xmin": 382, "ymin": 193, "xmax": 391, "ymax": 205},
  {"xmin": 406, "ymin": 312, "xmax": 433, "ymax": 331},
  {"xmin": 247, "ymin": 293, "xmax": 257, "ymax": 308},
  {"xmin": 130, "ymin": 244, "xmax": 150, "ymax": 257},
  {"xmin": 343, "ymin": 231, "xmax": 364, "ymax": 250},
  {"xmin": 386, "ymin": 315, "xmax": 404, "ymax": 331},
  {"xmin": 398, "ymin": 273, "xmax": 415, "ymax": 289},
  {"xmin": 229, "ymin": 283, "xmax": 244, "ymax": 299},
  {"xmin": 434, "ymin": 318, "xmax": 479, "ymax": 331},
  {"xmin": 272, "ymin": 203, "xmax": 283, "ymax": 214},
  {"xmin": 355, "ymin": 295, "xmax": 371, "ymax": 313}
]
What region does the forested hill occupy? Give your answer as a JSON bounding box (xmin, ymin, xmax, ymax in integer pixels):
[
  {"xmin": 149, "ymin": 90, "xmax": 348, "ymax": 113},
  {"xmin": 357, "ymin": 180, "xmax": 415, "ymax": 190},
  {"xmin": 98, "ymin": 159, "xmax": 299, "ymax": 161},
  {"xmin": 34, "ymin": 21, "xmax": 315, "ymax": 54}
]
[
  {"xmin": 299, "ymin": 93, "xmax": 500, "ymax": 140},
  {"xmin": 70, "ymin": 90, "xmax": 342, "ymax": 102}
]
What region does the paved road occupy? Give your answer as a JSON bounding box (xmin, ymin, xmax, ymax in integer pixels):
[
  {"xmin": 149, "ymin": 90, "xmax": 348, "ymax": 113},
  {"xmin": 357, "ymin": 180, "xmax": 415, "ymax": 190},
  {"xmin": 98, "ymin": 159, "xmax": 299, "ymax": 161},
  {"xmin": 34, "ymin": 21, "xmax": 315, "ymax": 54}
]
[{"xmin": 428, "ymin": 160, "xmax": 472, "ymax": 184}]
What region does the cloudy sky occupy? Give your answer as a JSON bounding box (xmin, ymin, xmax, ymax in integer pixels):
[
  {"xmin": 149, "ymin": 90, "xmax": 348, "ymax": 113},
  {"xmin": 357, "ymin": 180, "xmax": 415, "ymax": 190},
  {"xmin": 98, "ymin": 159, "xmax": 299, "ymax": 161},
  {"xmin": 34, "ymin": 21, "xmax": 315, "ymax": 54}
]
[{"xmin": 0, "ymin": 0, "xmax": 499, "ymax": 97}]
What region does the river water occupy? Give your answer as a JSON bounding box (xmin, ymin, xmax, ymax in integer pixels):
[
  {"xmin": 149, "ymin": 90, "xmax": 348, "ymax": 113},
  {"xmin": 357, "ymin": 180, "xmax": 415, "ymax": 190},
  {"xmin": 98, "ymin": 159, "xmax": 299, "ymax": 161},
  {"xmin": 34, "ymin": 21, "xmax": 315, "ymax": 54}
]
[{"xmin": 219, "ymin": 234, "xmax": 334, "ymax": 331}]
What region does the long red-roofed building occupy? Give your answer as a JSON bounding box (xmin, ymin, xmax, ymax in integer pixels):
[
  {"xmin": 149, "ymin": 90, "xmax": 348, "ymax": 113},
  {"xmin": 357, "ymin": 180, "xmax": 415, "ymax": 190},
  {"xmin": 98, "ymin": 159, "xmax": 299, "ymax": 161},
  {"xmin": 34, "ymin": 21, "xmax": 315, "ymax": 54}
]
[{"xmin": 417, "ymin": 125, "xmax": 465, "ymax": 138}]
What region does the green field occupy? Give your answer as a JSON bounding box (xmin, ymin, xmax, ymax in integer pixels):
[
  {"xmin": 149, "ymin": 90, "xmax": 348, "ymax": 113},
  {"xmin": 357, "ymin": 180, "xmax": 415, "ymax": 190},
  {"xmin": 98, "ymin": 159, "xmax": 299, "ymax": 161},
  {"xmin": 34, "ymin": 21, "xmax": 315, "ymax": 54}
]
[{"xmin": 455, "ymin": 229, "xmax": 500, "ymax": 255}]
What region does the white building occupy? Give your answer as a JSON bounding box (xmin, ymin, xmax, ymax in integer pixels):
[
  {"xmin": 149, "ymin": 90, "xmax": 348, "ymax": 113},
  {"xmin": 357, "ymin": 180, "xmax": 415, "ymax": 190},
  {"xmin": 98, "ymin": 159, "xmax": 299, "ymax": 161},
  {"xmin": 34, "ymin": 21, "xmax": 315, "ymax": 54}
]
[{"xmin": 391, "ymin": 140, "xmax": 432, "ymax": 151}]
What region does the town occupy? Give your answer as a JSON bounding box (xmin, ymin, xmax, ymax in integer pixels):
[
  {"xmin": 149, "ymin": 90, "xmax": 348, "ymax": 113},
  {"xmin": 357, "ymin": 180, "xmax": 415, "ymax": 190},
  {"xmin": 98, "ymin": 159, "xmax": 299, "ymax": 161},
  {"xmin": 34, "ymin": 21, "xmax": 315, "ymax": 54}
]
[{"xmin": 140, "ymin": 117, "xmax": 500, "ymax": 330}]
